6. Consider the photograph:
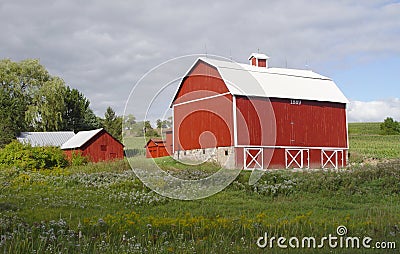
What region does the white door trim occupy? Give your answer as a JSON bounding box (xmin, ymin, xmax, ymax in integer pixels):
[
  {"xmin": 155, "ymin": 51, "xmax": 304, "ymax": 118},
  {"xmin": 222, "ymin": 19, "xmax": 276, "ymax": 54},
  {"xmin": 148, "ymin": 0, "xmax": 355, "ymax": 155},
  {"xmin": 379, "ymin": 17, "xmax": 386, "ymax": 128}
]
[{"xmin": 244, "ymin": 148, "xmax": 263, "ymax": 170}]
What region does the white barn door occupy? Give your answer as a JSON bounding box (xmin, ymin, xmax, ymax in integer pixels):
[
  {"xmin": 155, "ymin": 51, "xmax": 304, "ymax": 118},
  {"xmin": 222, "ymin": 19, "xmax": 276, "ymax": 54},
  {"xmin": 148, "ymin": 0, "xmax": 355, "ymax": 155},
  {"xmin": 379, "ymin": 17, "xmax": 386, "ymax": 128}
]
[
  {"xmin": 244, "ymin": 148, "xmax": 263, "ymax": 170},
  {"xmin": 321, "ymin": 149, "xmax": 344, "ymax": 169},
  {"xmin": 285, "ymin": 149, "xmax": 309, "ymax": 169}
]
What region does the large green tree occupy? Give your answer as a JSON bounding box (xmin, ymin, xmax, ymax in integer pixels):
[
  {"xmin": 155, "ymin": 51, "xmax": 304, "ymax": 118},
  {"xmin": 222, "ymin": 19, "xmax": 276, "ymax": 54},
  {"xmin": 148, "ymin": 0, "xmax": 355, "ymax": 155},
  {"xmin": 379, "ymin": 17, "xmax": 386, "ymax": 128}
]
[
  {"xmin": 102, "ymin": 106, "xmax": 122, "ymax": 141},
  {"xmin": 0, "ymin": 59, "xmax": 51, "ymax": 146},
  {"xmin": 0, "ymin": 58, "xmax": 102, "ymax": 147},
  {"xmin": 26, "ymin": 77, "xmax": 66, "ymax": 131}
]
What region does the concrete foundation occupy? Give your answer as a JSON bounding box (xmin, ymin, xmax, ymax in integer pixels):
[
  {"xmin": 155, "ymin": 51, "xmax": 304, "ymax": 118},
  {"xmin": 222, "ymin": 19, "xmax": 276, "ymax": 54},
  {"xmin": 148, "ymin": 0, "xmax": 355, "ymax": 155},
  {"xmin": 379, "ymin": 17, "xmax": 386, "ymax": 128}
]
[{"xmin": 173, "ymin": 146, "xmax": 236, "ymax": 169}]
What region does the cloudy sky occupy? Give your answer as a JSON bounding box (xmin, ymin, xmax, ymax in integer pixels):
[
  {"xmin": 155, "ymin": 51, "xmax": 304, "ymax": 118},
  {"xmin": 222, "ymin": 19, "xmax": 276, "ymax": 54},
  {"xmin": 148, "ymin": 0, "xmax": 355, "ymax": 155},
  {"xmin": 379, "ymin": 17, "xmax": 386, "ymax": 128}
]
[{"xmin": 1, "ymin": 0, "xmax": 399, "ymax": 122}]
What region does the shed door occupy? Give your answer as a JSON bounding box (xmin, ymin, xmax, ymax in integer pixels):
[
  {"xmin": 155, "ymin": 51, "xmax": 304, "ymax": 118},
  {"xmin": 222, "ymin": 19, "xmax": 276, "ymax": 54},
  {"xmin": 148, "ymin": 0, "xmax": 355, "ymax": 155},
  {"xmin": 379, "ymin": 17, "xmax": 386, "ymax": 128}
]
[
  {"xmin": 244, "ymin": 148, "xmax": 263, "ymax": 170},
  {"xmin": 285, "ymin": 149, "xmax": 309, "ymax": 169}
]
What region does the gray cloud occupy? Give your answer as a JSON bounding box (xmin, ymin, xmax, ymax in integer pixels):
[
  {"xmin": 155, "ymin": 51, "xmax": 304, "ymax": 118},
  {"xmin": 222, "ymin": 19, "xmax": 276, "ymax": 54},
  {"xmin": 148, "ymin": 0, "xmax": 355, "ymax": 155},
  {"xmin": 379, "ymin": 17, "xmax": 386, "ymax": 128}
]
[{"xmin": 1, "ymin": 0, "xmax": 399, "ymax": 119}]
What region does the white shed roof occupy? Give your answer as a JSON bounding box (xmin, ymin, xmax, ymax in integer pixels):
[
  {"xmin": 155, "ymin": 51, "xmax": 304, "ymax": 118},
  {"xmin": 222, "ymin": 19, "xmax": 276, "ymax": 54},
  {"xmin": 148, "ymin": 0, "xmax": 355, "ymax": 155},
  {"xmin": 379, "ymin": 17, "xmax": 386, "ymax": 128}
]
[
  {"xmin": 61, "ymin": 128, "xmax": 103, "ymax": 149},
  {"xmin": 17, "ymin": 131, "xmax": 75, "ymax": 147},
  {"xmin": 193, "ymin": 57, "xmax": 348, "ymax": 104}
]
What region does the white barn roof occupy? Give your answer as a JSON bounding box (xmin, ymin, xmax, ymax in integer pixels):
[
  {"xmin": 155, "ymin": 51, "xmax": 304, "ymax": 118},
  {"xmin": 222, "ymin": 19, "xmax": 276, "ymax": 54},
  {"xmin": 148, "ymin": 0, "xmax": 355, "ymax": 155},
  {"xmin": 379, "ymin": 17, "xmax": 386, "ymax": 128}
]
[
  {"xmin": 191, "ymin": 57, "xmax": 348, "ymax": 104},
  {"xmin": 61, "ymin": 128, "xmax": 103, "ymax": 150},
  {"xmin": 17, "ymin": 131, "xmax": 75, "ymax": 147}
]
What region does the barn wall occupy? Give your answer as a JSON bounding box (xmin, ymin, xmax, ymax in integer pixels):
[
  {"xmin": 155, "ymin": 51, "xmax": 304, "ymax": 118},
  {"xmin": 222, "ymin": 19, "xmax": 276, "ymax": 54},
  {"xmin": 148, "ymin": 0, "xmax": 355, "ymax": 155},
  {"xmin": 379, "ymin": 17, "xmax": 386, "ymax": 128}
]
[
  {"xmin": 173, "ymin": 94, "xmax": 233, "ymax": 151},
  {"xmin": 145, "ymin": 140, "xmax": 169, "ymax": 158},
  {"xmin": 236, "ymin": 96, "xmax": 347, "ymax": 148},
  {"xmin": 165, "ymin": 131, "xmax": 173, "ymax": 155},
  {"xmin": 235, "ymin": 96, "xmax": 277, "ymax": 146},
  {"xmin": 235, "ymin": 147, "xmax": 346, "ymax": 169},
  {"xmin": 173, "ymin": 60, "xmax": 229, "ymax": 105},
  {"xmin": 271, "ymin": 98, "xmax": 347, "ymax": 147},
  {"xmin": 81, "ymin": 132, "xmax": 124, "ymax": 162}
]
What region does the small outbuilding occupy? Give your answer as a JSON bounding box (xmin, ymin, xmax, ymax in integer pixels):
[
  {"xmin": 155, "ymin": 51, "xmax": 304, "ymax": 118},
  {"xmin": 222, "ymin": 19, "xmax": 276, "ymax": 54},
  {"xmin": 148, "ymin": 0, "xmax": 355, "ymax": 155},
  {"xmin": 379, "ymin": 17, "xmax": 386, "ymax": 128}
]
[
  {"xmin": 144, "ymin": 138, "xmax": 170, "ymax": 158},
  {"xmin": 61, "ymin": 128, "xmax": 124, "ymax": 162}
]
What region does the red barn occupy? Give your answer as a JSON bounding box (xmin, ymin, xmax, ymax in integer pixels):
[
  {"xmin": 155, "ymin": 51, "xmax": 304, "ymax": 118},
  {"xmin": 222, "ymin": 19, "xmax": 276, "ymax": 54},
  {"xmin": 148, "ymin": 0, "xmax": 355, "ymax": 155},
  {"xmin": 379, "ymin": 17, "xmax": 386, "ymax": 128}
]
[
  {"xmin": 144, "ymin": 130, "xmax": 173, "ymax": 158},
  {"xmin": 61, "ymin": 128, "xmax": 124, "ymax": 162},
  {"xmin": 171, "ymin": 53, "xmax": 348, "ymax": 169},
  {"xmin": 145, "ymin": 139, "xmax": 169, "ymax": 158}
]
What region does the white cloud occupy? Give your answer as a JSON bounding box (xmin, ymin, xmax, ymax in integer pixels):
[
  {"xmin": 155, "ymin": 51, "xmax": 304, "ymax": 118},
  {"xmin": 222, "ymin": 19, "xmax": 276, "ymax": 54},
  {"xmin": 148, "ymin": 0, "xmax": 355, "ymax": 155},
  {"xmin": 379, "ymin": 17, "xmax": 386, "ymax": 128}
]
[
  {"xmin": 348, "ymin": 98, "xmax": 400, "ymax": 122},
  {"xmin": 0, "ymin": 1, "xmax": 399, "ymax": 116}
]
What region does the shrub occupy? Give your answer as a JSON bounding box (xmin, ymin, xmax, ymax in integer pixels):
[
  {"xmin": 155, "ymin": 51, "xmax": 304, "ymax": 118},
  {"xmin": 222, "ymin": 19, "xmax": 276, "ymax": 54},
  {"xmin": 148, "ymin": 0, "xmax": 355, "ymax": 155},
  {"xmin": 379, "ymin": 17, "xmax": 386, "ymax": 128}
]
[
  {"xmin": 70, "ymin": 151, "xmax": 89, "ymax": 166},
  {"xmin": 380, "ymin": 117, "xmax": 400, "ymax": 135},
  {"xmin": 0, "ymin": 141, "xmax": 68, "ymax": 170}
]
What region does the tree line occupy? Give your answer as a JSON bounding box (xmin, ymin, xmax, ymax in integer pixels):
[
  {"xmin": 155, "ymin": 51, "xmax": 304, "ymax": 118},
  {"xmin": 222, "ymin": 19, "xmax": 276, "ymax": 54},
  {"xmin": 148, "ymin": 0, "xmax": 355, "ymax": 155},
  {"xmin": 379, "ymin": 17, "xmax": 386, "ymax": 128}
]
[{"xmin": 0, "ymin": 59, "xmax": 122, "ymax": 147}]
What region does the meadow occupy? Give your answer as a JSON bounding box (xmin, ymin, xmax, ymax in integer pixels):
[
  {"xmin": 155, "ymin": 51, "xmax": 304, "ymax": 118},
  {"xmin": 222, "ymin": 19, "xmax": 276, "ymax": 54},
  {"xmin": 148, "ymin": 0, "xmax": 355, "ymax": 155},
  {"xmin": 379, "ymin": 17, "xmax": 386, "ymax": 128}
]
[{"xmin": 0, "ymin": 123, "xmax": 399, "ymax": 253}]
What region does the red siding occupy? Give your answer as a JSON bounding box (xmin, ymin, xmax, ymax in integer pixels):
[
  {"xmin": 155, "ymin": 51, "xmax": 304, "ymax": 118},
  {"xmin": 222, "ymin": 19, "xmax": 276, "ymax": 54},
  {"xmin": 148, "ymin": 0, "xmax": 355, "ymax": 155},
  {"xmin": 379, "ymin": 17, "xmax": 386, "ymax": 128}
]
[
  {"xmin": 236, "ymin": 96, "xmax": 277, "ymax": 146},
  {"xmin": 258, "ymin": 59, "xmax": 266, "ymax": 67},
  {"xmin": 271, "ymin": 98, "xmax": 347, "ymax": 147},
  {"xmin": 64, "ymin": 131, "xmax": 124, "ymax": 163},
  {"xmin": 173, "ymin": 61, "xmax": 229, "ymax": 105},
  {"xmin": 235, "ymin": 96, "xmax": 347, "ymax": 168},
  {"xmin": 251, "ymin": 57, "xmax": 256, "ymax": 66},
  {"xmin": 236, "ymin": 96, "xmax": 347, "ymax": 148},
  {"xmin": 145, "ymin": 139, "xmax": 169, "ymax": 158},
  {"xmin": 165, "ymin": 130, "xmax": 173, "ymax": 155},
  {"xmin": 174, "ymin": 94, "xmax": 233, "ymax": 151},
  {"xmin": 172, "ymin": 60, "xmax": 233, "ymax": 151}
]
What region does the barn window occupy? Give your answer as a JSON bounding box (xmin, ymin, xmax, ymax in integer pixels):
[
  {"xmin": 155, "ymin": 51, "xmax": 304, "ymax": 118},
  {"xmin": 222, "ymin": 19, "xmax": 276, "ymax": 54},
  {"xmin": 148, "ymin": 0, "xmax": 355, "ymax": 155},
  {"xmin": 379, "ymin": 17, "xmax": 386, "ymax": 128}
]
[
  {"xmin": 184, "ymin": 151, "xmax": 186, "ymax": 155},
  {"xmin": 225, "ymin": 150, "xmax": 228, "ymax": 156},
  {"xmin": 101, "ymin": 145, "xmax": 107, "ymax": 151},
  {"xmin": 202, "ymin": 149, "xmax": 205, "ymax": 154}
]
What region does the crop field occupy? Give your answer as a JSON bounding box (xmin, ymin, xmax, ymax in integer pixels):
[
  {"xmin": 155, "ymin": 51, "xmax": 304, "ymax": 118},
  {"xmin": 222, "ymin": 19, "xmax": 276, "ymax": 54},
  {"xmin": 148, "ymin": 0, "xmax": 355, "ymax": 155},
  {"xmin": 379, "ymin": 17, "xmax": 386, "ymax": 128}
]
[
  {"xmin": 348, "ymin": 122, "xmax": 400, "ymax": 162},
  {"xmin": 0, "ymin": 123, "xmax": 399, "ymax": 253}
]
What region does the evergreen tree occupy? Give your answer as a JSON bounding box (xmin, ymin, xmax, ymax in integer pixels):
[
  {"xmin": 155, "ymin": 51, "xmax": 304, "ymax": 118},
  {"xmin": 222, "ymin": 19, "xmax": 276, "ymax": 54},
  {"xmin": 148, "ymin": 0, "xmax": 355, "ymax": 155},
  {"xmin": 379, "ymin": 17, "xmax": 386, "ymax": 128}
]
[{"xmin": 102, "ymin": 107, "xmax": 122, "ymax": 141}]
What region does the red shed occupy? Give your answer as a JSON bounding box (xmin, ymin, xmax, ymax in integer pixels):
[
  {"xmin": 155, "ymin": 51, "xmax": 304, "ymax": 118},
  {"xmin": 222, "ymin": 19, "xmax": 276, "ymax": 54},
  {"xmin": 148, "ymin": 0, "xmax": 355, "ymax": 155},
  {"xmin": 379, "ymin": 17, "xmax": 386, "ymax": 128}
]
[
  {"xmin": 145, "ymin": 139, "xmax": 170, "ymax": 158},
  {"xmin": 61, "ymin": 128, "xmax": 124, "ymax": 162},
  {"xmin": 170, "ymin": 53, "xmax": 349, "ymax": 169}
]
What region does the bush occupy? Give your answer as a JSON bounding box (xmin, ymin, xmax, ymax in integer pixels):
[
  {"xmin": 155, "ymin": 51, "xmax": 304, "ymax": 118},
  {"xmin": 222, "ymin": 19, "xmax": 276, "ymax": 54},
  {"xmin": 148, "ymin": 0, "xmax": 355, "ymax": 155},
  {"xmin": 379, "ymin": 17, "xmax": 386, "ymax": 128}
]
[
  {"xmin": 70, "ymin": 151, "xmax": 89, "ymax": 166},
  {"xmin": 0, "ymin": 141, "xmax": 68, "ymax": 170},
  {"xmin": 380, "ymin": 117, "xmax": 400, "ymax": 135}
]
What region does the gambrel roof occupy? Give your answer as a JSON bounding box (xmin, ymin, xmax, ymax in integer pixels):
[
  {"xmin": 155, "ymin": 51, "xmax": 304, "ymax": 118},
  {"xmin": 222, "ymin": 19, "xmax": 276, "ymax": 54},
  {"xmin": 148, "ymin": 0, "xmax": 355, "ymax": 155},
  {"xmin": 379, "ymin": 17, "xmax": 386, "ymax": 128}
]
[{"xmin": 175, "ymin": 57, "xmax": 348, "ymax": 104}]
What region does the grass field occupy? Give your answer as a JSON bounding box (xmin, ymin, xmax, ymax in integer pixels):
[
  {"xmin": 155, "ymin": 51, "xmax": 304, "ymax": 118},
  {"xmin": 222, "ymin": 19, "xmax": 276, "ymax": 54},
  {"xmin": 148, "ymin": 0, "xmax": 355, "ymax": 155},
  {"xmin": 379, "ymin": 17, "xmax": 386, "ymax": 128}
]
[
  {"xmin": 348, "ymin": 122, "xmax": 400, "ymax": 162},
  {"xmin": 0, "ymin": 123, "xmax": 399, "ymax": 253}
]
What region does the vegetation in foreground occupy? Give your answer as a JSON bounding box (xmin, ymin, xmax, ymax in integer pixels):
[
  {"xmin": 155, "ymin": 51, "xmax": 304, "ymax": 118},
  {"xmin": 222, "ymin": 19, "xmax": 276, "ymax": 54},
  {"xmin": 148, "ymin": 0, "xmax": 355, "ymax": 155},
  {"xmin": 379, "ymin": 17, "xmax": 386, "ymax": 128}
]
[
  {"xmin": 0, "ymin": 122, "xmax": 399, "ymax": 253},
  {"xmin": 0, "ymin": 158, "xmax": 399, "ymax": 253}
]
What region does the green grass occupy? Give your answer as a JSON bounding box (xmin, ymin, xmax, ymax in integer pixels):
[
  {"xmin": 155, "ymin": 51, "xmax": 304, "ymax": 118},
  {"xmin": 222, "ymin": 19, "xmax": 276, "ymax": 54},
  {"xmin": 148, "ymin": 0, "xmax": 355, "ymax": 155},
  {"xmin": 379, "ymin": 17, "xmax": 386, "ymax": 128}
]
[
  {"xmin": 348, "ymin": 122, "xmax": 400, "ymax": 162},
  {"xmin": 1, "ymin": 158, "xmax": 399, "ymax": 253},
  {"xmin": 348, "ymin": 122, "xmax": 382, "ymax": 135},
  {"xmin": 0, "ymin": 122, "xmax": 399, "ymax": 253},
  {"xmin": 123, "ymin": 136, "xmax": 147, "ymax": 149}
]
